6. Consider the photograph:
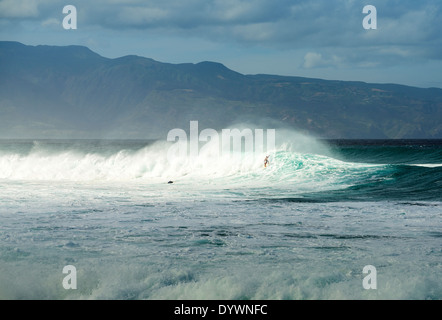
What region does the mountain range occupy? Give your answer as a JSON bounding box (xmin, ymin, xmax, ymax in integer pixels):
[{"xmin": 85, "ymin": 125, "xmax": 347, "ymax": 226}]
[{"xmin": 1, "ymin": 41, "xmax": 441, "ymax": 139}]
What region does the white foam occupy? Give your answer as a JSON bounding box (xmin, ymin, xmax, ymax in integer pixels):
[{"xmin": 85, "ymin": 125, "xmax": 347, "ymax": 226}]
[
  {"xmin": 409, "ymin": 163, "xmax": 442, "ymax": 168},
  {"xmin": 0, "ymin": 138, "xmax": 296, "ymax": 182},
  {"xmin": 0, "ymin": 131, "xmax": 379, "ymax": 188}
]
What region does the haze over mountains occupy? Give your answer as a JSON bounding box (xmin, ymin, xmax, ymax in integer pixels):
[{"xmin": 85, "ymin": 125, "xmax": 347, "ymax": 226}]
[{"xmin": 1, "ymin": 41, "xmax": 441, "ymax": 139}]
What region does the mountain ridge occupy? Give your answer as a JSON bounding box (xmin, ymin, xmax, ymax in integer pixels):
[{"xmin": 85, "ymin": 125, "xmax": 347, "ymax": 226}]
[{"xmin": 1, "ymin": 41, "xmax": 441, "ymax": 139}]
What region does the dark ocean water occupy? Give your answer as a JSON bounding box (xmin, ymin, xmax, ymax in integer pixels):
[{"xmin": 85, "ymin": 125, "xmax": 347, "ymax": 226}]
[{"xmin": 0, "ymin": 138, "xmax": 440, "ymax": 299}]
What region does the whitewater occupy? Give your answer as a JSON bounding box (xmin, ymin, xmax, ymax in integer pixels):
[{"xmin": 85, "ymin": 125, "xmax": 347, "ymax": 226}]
[{"xmin": 0, "ymin": 135, "xmax": 441, "ymax": 299}]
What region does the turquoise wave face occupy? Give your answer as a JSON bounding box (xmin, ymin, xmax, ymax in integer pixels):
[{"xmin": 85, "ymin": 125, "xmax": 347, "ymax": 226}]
[
  {"xmin": 327, "ymin": 140, "xmax": 442, "ymax": 164},
  {"xmin": 267, "ymin": 139, "xmax": 442, "ymax": 201}
]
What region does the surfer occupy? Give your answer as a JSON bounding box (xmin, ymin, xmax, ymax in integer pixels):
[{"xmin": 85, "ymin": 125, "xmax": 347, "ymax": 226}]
[{"xmin": 264, "ymin": 155, "xmax": 269, "ymax": 168}]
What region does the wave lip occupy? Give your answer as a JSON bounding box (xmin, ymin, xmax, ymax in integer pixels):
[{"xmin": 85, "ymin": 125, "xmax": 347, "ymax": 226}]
[{"xmin": 409, "ymin": 163, "xmax": 442, "ymax": 168}]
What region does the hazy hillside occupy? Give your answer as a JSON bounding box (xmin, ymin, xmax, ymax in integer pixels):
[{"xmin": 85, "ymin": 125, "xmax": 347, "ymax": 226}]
[{"xmin": 1, "ymin": 41, "xmax": 441, "ymax": 139}]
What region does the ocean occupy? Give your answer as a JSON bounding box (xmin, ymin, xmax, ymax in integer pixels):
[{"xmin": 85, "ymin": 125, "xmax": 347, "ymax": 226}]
[{"xmin": 0, "ymin": 135, "xmax": 441, "ymax": 299}]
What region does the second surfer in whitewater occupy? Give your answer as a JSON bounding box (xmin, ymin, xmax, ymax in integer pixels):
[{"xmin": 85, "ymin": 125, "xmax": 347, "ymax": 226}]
[{"xmin": 264, "ymin": 155, "xmax": 269, "ymax": 168}]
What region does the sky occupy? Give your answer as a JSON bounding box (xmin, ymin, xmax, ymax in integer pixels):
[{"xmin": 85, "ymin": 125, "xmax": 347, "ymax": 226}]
[{"xmin": 0, "ymin": 0, "xmax": 441, "ymax": 88}]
